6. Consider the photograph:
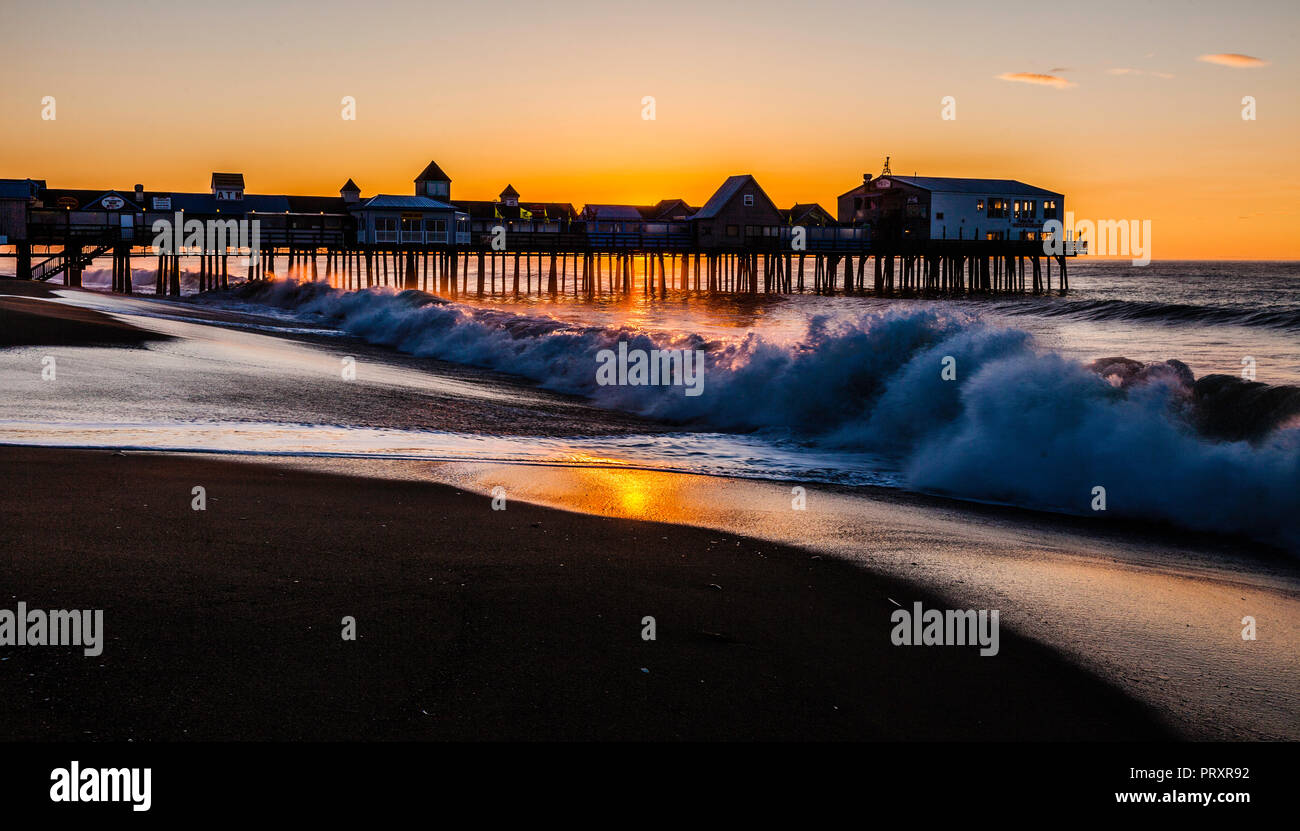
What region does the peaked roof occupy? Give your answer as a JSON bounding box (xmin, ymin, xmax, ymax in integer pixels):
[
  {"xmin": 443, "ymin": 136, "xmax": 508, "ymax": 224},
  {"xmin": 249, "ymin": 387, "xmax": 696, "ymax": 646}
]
[
  {"xmin": 638, "ymin": 198, "xmax": 697, "ymax": 221},
  {"xmin": 499, "ymin": 184, "xmax": 519, "ymax": 197},
  {"xmin": 340, "ymin": 178, "xmax": 361, "ymax": 193},
  {"xmin": 84, "ymin": 189, "xmax": 144, "ymax": 210},
  {"xmin": 691, "ymin": 175, "xmax": 778, "ymax": 220},
  {"xmin": 414, "ymin": 160, "xmax": 451, "ymax": 182},
  {"xmin": 784, "ymin": 203, "xmax": 835, "ymax": 224},
  {"xmin": 210, "ymin": 172, "xmax": 245, "ymax": 189}
]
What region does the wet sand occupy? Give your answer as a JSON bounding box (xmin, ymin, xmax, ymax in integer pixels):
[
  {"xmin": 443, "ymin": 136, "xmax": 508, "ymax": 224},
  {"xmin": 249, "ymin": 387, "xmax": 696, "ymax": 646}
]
[
  {"xmin": 0, "ymin": 446, "xmax": 1168, "ymax": 740},
  {"xmin": 1, "ymin": 287, "xmax": 172, "ymax": 347},
  {"xmin": 408, "ymin": 461, "xmax": 1300, "ymax": 740}
]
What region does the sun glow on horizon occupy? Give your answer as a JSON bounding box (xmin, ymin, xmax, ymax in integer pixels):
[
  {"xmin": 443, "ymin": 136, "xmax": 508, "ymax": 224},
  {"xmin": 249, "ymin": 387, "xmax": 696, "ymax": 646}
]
[{"xmin": 1, "ymin": 0, "xmax": 1296, "ymax": 258}]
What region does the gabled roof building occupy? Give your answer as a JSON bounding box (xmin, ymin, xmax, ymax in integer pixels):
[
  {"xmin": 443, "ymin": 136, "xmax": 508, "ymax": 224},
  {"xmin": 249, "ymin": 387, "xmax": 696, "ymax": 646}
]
[{"xmin": 839, "ymin": 174, "xmax": 1063, "ymax": 242}]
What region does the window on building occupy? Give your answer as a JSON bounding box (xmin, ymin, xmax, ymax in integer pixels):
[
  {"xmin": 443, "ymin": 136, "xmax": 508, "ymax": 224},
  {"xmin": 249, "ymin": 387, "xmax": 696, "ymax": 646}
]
[
  {"xmin": 375, "ymin": 217, "xmax": 398, "ymax": 243},
  {"xmin": 976, "ymin": 199, "xmax": 984, "ymax": 211},
  {"xmin": 401, "ymin": 216, "xmax": 422, "ymax": 242},
  {"xmin": 744, "ymin": 194, "xmax": 754, "ymax": 207},
  {"xmin": 424, "ymin": 218, "xmax": 447, "ymax": 241},
  {"xmin": 935, "ymin": 212, "xmax": 944, "ymax": 220},
  {"xmin": 987, "ymin": 199, "xmax": 1009, "ymax": 219},
  {"xmin": 1013, "ymin": 201, "xmax": 1022, "ymax": 219},
  {"xmin": 1024, "ymin": 200, "xmax": 1036, "ymax": 217},
  {"xmin": 726, "ymin": 225, "xmax": 739, "ymax": 236},
  {"xmin": 1043, "ymin": 200, "xmax": 1058, "ymax": 219}
]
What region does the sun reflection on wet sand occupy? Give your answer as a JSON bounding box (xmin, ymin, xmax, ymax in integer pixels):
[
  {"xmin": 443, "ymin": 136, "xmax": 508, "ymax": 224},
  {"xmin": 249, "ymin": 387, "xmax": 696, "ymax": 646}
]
[
  {"xmin": 488, "ymin": 462, "xmax": 700, "ymax": 523},
  {"xmin": 332, "ymin": 457, "xmax": 1300, "ymax": 742}
]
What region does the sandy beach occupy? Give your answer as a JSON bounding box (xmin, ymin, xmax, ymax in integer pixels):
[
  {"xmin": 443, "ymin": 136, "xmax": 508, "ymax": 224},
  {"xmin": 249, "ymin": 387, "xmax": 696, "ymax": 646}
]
[{"xmin": 0, "ymin": 445, "xmax": 1168, "ymax": 741}]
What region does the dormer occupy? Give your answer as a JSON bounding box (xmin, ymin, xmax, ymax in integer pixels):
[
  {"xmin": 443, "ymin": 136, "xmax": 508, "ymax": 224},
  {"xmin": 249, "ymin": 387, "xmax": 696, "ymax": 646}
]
[
  {"xmin": 211, "ymin": 172, "xmax": 244, "ymax": 201},
  {"xmin": 414, "ymin": 160, "xmax": 451, "ymax": 200}
]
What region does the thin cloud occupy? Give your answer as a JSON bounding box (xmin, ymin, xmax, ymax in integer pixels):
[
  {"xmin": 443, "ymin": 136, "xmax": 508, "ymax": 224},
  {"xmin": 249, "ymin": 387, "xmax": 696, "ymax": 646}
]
[
  {"xmin": 1198, "ymin": 53, "xmax": 1269, "ymax": 68},
  {"xmin": 1108, "ymin": 68, "xmax": 1175, "ymax": 79},
  {"xmin": 997, "ymin": 72, "xmax": 1075, "ymax": 89}
]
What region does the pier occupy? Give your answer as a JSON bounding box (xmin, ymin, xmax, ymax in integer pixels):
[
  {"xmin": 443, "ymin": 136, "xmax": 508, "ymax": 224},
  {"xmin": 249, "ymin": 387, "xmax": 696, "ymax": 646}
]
[{"xmin": 0, "ymin": 166, "xmax": 1079, "ymax": 298}]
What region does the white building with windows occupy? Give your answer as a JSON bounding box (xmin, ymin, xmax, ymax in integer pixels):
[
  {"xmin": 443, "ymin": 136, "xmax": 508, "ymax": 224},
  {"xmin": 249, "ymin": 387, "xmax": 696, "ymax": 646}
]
[
  {"xmin": 351, "ymin": 194, "xmax": 468, "ymax": 245},
  {"xmin": 838, "ymin": 175, "xmax": 1063, "ymax": 242},
  {"xmin": 347, "ymin": 161, "xmax": 469, "ymax": 245}
]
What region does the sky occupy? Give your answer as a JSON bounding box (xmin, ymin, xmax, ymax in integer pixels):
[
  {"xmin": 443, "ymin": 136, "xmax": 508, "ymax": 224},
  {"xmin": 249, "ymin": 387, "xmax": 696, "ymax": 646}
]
[{"xmin": 1, "ymin": 0, "xmax": 1296, "ymax": 258}]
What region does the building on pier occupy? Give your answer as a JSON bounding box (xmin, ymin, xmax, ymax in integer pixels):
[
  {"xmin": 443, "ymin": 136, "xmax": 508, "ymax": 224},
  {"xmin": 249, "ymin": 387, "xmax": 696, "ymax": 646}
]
[
  {"xmin": 686, "ymin": 175, "xmax": 863, "ymax": 250},
  {"xmin": 688, "ymin": 175, "xmax": 785, "ymax": 248},
  {"xmin": 838, "ymin": 174, "xmax": 1064, "ymax": 243},
  {"xmin": 577, "ymin": 204, "xmax": 642, "ymax": 234},
  {"xmin": 455, "ymin": 184, "xmax": 578, "ymax": 235},
  {"xmin": 0, "ymin": 179, "xmax": 45, "ymax": 245},
  {"xmin": 351, "ymin": 194, "xmax": 468, "ymax": 246}
]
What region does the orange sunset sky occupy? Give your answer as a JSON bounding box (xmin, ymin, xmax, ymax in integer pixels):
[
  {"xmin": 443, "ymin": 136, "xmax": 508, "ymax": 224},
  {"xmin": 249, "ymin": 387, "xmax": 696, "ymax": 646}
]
[{"xmin": 2, "ymin": 0, "xmax": 1296, "ymax": 258}]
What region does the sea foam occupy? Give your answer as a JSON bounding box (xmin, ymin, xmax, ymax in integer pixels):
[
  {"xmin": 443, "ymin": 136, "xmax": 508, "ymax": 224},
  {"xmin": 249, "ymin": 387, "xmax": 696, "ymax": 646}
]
[{"xmin": 212, "ymin": 281, "xmax": 1300, "ymax": 549}]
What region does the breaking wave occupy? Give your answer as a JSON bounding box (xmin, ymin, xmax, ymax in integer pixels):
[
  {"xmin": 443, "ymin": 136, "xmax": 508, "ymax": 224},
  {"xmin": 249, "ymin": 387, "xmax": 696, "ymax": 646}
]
[
  {"xmin": 210, "ymin": 281, "xmax": 1300, "ymax": 549},
  {"xmin": 992, "ymin": 297, "xmax": 1300, "ymax": 333}
]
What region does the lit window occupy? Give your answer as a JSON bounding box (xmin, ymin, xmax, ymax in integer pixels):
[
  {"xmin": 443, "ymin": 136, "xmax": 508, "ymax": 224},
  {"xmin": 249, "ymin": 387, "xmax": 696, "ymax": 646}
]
[{"xmin": 976, "ymin": 199, "xmax": 984, "ymax": 211}]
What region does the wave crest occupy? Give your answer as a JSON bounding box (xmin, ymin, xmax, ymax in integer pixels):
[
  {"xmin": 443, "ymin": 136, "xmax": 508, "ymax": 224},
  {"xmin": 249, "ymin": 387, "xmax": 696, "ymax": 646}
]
[{"xmin": 215, "ymin": 281, "xmax": 1300, "ymax": 549}]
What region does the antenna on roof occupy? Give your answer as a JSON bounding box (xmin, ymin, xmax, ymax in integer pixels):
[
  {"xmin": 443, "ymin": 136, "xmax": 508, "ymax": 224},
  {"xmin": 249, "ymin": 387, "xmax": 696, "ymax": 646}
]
[{"xmin": 880, "ymin": 156, "xmax": 892, "ymax": 177}]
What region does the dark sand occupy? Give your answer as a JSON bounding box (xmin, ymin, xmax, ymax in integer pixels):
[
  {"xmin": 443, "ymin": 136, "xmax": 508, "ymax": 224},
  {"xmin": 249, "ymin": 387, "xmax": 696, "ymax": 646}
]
[
  {"xmin": 1, "ymin": 284, "xmax": 171, "ymax": 346},
  {"xmin": 0, "ymin": 446, "xmax": 1169, "ymax": 740}
]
